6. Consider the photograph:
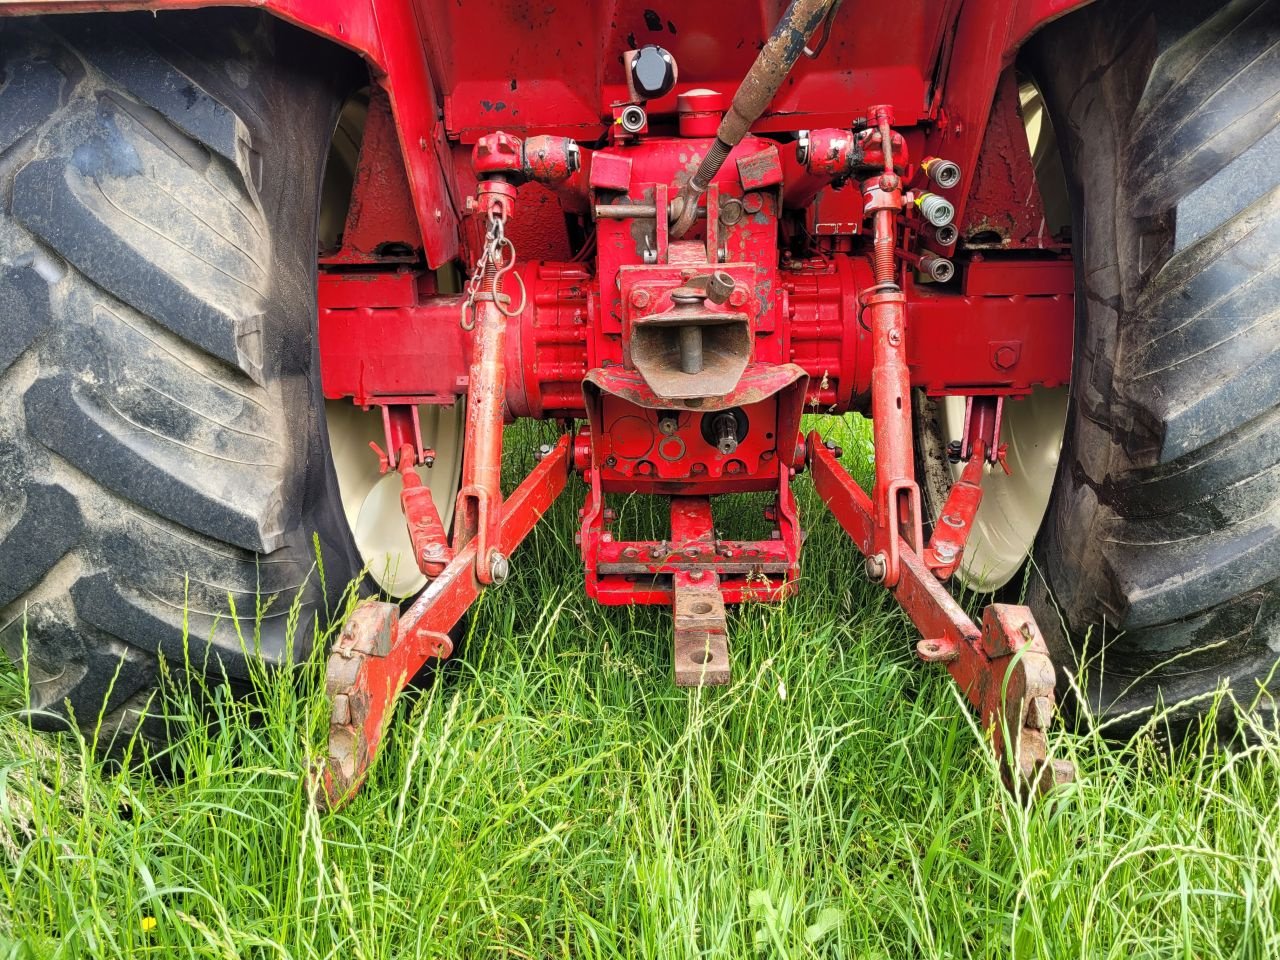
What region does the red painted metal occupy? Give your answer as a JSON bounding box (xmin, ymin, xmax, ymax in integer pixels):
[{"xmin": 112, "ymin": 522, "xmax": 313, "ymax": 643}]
[
  {"xmin": 446, "ymin": 154, "xmax": 566, "ymax": 587},
  {"xmin": 867, "ymin": 281, "xmax": 925, "ymax": 587},
  {"xmin": 924, "ymin": 0, "xmax": 1094, "ymax": 253},
  {"xmin": 319, "ymin": 256, "xmax": 1073, "ymax": 416},
  {"xmin": 676, "ymin": 89, "xmax": 724, "ymax": 138},
  {"xmin": 473, "ymin": 131, "xmax": 581, "ymax": 184},
  {"xmin": 319, "ymin": 434, "xmax": 573, "ymax": 808},
  {"xmin": 908, "ymin": 258, "xmax": 1073, "ymax": 396},
  {"xmin": 807, "ymin": 435, "xmax": 1074, "ymax": 792},
  {"xmin": 582, "ymin": 364, "xmax": 809, "ymax": 493},
  {"xmin": 961, "ymin": 396, "xmax": 1006, "ymax": 465},
  {"xmin": 396, "ymin": 444, "xmax": 453, "ymax": 576},
  {"xmin": 0, "ymin": 0, "xmax": 1092, "ymax": 269},
  {"xmin": 318, "ymin": 271, "xmax": 467, "ymax": 406},
  {"xmin": 453, "ymin": 203, "xmax": 513, "ymax": 585},
  {"xmin": 924, "ymin": 440, "xmax": 986, "ymax": 580},
  {"xmin": 956, "ymin": 71, "xmax": 1059, "ymax": 250},
  {"xmin": 860, "ymin": 129, "xmax": 924, "ymax": 588},
  {"xmin": 579, "ymin": 456, "xmax": 802, "ymax": 608},
  {"xmin": 369, "ymin": 405, "xmax": 444, "ymax": 476},
  {"xmin": 321, "ymin": 88, "xmax": 422, "ymax": 265},
  {"xmin": 423, "ymin": 3, "xmax": 950, "ymax": 140}
]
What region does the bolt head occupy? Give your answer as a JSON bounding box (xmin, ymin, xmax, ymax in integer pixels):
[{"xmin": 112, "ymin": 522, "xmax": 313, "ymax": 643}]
[
  {"xmin": 630, "ymin": 289, "xmax": 651, "ymax": 310},
  {"xmin": 993, "ymin": 345, "xmax": 1018, "ymax": 370},
  {"xmin": 728, "ymin": 288, "xmax": 748, "ymax": 308}
]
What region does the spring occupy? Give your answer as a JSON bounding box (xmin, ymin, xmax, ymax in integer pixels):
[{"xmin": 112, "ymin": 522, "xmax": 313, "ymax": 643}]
[{"xmin": 873, "ymin": 211, "xmax": 895, "ymax": 284}]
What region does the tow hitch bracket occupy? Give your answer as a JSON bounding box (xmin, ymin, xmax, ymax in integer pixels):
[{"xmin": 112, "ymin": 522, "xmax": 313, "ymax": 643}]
[{"xmin": 673, "ymin": 569, "xmax": 731, "ymax": 686}]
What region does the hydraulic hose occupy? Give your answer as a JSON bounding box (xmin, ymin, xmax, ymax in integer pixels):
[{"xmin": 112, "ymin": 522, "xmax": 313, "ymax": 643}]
[{"xmin": 669, "ymin": 0, "xmax": 835, "ymax": 237}]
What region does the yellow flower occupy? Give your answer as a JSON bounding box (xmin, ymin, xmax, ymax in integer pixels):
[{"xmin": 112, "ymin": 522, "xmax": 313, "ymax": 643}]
[{"xmin": 140, "ymin": 916, "xmax": 157, "ymax": 933}]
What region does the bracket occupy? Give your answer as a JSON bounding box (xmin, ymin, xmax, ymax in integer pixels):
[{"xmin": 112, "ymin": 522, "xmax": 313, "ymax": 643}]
[
  {"xmin": 923, "ymin": 439, "xmax": 986, "ymax": 580},
  {"xmin": 395, "ymin": 444, "xmax": 453, "ymax": 577}
]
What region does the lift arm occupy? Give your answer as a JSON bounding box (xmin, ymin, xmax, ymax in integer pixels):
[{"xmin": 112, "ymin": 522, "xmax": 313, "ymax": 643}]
[
  {"xmin": 808, "ymin": 433, "xmax": 1075, "ymax": 795},
  {"xmin": 317, "ymin": 435, "xmax": 572, "ymax": 809}
]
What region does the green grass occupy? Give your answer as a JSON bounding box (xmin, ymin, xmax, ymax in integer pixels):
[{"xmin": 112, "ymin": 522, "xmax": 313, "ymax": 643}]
[{"xmin": 1, "ymin": 417, "xmax": 1278, "ymax": 958}]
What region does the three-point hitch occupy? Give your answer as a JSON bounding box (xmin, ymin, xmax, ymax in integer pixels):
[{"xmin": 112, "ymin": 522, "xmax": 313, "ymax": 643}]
[{"xmin": 316, "ymin": 9, "xmax": 1075, "ymax": 809}]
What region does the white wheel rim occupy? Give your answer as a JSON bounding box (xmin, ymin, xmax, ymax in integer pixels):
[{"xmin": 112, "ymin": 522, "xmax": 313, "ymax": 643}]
[
  {"xmin": 933, "ymin": 389, "xmax": 1068, "ymax": 590},
  {"xmin": 325, "ymin": 401, "xmax": 465, "ymax": 598}
]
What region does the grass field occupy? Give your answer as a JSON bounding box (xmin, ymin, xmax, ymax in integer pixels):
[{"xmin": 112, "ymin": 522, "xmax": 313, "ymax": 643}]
[{"xmin": 1, "ymin": 418, "xmax": 1278, "ymax": 959}]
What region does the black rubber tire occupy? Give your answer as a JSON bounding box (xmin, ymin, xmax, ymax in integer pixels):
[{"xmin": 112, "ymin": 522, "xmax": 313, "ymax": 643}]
[
  {"xmin": 1026, "ymin": 0, "xmax": 1280, "ymax": 731},
  {"xmin": 0, "ymin": 12, "xmax": 363, "ymax": 739}
]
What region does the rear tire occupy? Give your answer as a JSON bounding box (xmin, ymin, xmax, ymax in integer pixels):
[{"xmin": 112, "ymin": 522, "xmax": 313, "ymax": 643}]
[
  {"xmin": 1027, "ymin": 0, "xmax": 1280, "ymax": 731},
  {"xmin": 0, "ymin": 12, "xmax": 363, "ymax": 738}
]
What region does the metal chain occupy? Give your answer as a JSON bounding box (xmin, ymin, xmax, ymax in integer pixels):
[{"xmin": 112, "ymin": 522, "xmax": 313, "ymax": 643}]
[{"xmin": 460, "ymin": 211, "xmax": 526, "ymax": 329}]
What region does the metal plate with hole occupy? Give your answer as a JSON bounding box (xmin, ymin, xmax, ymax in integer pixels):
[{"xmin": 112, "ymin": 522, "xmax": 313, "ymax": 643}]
[{"xmin": 672, "ymin": 572, "xmax": 730, "ymax": 685}]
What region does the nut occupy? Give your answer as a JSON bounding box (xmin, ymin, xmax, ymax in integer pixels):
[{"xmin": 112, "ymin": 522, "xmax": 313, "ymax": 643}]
[{"xmin": 993, "ymin": 345, "xmax": 1019, "ymax": 370}]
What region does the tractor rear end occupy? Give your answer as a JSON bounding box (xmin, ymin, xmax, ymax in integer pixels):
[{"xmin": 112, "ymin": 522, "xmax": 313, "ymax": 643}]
[
  {"xmin": 313, "ymin": 0, "xmax": 1081, "ymax": 803},
  {"xmin": 1, "ymin": 0, "xmax": 1276, "ymax": 809}
]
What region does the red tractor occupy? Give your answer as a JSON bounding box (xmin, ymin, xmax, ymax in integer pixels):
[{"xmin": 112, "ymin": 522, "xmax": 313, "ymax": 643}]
[{"xmin": 0, "ymin": 0, "xmax": 1274, "ymax": 806}]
